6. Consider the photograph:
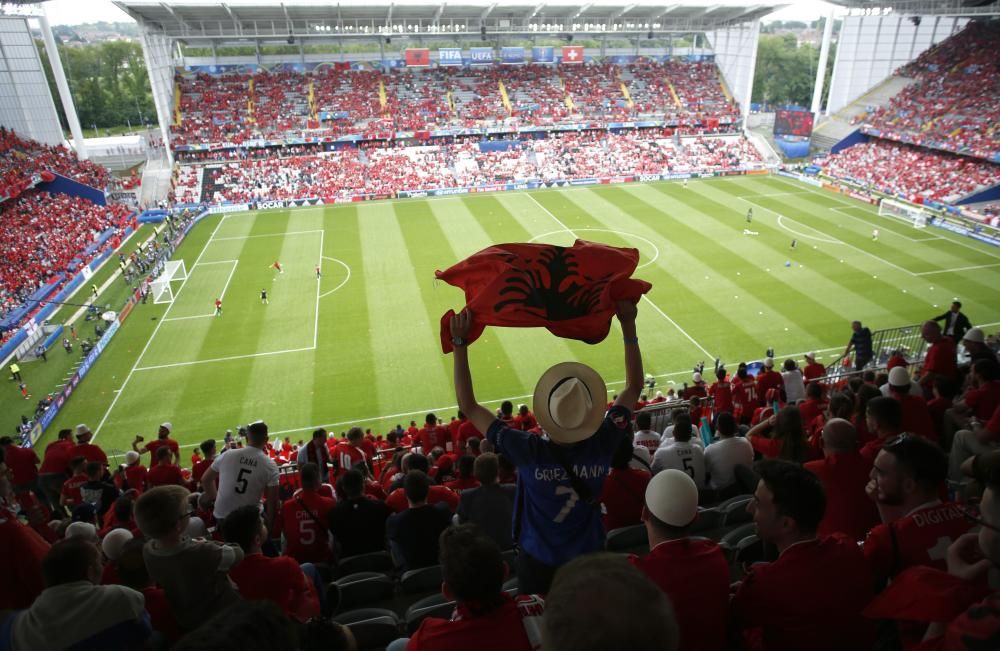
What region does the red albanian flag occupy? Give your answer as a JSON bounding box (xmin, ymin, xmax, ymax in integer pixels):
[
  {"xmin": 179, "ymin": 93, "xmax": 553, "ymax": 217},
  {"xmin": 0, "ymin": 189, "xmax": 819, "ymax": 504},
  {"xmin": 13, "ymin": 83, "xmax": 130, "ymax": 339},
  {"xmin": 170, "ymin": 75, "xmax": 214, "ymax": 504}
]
[{"xmin": 436, "ymin": 239, "xmax": 652, "ymax": 354}]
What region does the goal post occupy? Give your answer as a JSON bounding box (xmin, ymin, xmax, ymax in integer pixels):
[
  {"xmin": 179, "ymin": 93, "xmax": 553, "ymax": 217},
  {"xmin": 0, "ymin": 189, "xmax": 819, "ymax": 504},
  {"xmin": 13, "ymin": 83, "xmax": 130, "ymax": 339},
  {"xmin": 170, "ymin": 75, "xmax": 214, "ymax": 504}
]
[
  {"xmin": 150, "ymin": 260, "xmax": 187, "ymax": 305},
  {"xmin": 879, "ymin": 198, "xmax": 929, "ymax": 228}
]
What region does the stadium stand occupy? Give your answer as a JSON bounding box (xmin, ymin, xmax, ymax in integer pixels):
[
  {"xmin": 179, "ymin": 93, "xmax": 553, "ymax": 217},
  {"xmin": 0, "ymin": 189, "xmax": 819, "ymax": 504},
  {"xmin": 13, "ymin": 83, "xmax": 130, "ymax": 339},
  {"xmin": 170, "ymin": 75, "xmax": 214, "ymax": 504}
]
[
  {"xmin": 818, "ymin": 139, "xmax": 1000, "ymax": 204},
  {"xmin": 862, "ymin": 20, "xmax": 1000, "ymax": 161}
]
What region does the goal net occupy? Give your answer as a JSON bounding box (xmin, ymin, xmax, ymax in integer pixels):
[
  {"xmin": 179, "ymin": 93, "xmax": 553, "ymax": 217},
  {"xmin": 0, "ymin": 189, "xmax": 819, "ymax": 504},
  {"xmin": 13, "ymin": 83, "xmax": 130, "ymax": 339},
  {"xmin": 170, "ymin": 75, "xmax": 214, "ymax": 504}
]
[
  {"xmin": 150, "ymin": 260, "xmax": 187, "ymax": 305},
  {"xmin": 879, "ymin": 198, "xmax": 928, "ymax": 228}
]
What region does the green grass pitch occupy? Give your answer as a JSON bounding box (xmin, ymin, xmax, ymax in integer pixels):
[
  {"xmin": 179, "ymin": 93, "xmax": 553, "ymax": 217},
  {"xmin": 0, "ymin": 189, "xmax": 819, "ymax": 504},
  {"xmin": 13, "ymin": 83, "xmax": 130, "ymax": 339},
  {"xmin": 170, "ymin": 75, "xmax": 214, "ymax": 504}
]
[{"xmin": 15, "ymin": 174, "xmax": 1000, "ymax": 459}]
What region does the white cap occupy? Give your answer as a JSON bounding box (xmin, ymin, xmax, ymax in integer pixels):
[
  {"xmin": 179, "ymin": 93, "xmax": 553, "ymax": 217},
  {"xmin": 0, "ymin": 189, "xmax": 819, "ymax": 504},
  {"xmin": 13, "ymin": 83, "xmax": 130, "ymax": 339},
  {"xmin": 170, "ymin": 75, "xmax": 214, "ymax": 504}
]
[
  {"xmin": 804, "ymin": 352, "xmax": 816, "ymax": 360},
  {"xmin": 655, "ymin": 391, "xmax": 664, "ymax": 398},
  {"xmin": 65, "ymin": 521, "xmax": 98, "ymax": 543},
  {"xmin": 645, "ymin": 469, "xmax": 699, "ymax": 527},
  {"xmin": 888, "ymin": 366, "xmax": 911, "ymax": 387},
  {"xmin": 124, "ymin": 451, "xmax": 140, "ymax": 465},
  {"xmin": 964, "ymin": 327, "xmax": 985, "ymax": 344},
  {"xmin": 160, "ymin": 422, "xmax": 172, "ymax": 433},
  {"xmin": 75, "ymin": 424, "xmax": 90, "ymax": 436},
  {"xmin": 101, "ymin": 528, "xmax": 133, "ymax": 561},
  {"xmin": 185, "ymin": 516, "xmax": 208, "ymax": 539},
  {"xmin": 764, "ymin": 357, "xmax": 774, "ymax": 368},
  {"xmin": 692, "ymin": 372, "xmax": 703, "ymax": 383}
]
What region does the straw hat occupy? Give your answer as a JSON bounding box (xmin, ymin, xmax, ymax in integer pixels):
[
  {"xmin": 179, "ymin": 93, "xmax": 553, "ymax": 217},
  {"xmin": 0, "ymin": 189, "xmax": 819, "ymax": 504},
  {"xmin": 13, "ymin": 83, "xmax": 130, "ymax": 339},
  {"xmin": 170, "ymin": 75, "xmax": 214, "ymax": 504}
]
[{"xmin": 533, "ymin": 362, "xmax": 607, "ymax": 444}]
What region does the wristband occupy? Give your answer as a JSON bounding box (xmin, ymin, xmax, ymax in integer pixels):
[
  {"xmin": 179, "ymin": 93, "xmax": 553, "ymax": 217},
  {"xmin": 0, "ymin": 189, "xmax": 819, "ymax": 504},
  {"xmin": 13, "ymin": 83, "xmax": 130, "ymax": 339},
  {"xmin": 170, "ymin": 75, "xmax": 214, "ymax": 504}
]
[{"xmin": 623, "ymin": 337, "xmax": 638, "ymax": 344}]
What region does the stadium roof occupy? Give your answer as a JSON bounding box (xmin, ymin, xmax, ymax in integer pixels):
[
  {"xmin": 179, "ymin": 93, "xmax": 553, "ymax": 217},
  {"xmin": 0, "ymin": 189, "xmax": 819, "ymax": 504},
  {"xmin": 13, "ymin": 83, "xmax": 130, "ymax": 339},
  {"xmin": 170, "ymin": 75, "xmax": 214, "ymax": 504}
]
[
  {"xmin": 113, "ymin": 1, "xmax": 785, "ymax": 45},
  {"xmin": 828, "ymin": 0, "xmax": 1000, "ymax": 17}
]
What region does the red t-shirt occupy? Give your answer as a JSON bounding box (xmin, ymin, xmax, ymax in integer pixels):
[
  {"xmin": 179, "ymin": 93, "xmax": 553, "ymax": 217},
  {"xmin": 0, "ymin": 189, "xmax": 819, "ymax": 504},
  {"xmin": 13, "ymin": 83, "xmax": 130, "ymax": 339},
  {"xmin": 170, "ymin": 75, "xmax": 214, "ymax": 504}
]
[
  {"xmin": 123, "ymin": 464, "xmax": 148, "ymax": 493},
  {"xmin": 61, "ymin": 472, "xmax": 89, "ymax": 506},
  {"xmin": 444, "ymin": 477, "xmax": 480, "ymax": 492},
  {"xmin": 803, "ymin": 362, "xmax": 826, "ymax": 384},
  {"xmin": 709, "ymin": 380, "xmax": 733, "ymax": 414},
  {"xmin": 514, "ymin": 413, "xmax": 538, "ymax": 432},
  {"xmin": 733, "ymin": 377, "xmax": 759, "ymax": 412},
  {"xmin": 386, "ymin": 485, "xmax": 459, "ymax": 513},
  {"xmin": 798, "ymin": 399, "xmax": 827, "ymax": 428},
  {"xmin": 456, "ymin": 420, "xmax": 482, "ymax": 446},
  {"xmin": 406, "ymin": 594, "xmax": 544, "ymax": 651},
  {"xmin": 682, "ymin": 384, "xmax": 707, "ymax": 400},
  {"xmin": 448, "ymin": 419, "xmax": 463, "ymax": 448},
  {"xmin": 39, "ymin": 439, "xmax": 74, "ymax": 474},
  {"xmin": 145, "ymin": 437, "xmax": 180, "ymax": 461},
  {"xmin": 629, "ymin": 538, "xmax": 729, "ymax": 651},
  {"xmin": 599, "ymin": 468, "xmax": 651, "ymax": 531},
  {"xmin": 143, "ymin": 586, "xmax": 179, "ymax": 642},
  {"xmin": 864, "ymin": 501, "xmax": 974, "ymax": 586},
  {"xmin": 331, "ymin": 443, "xmax": 366, "ymax": 481},
  {"xmin": 279, "ymin": 489, "xmax": 337, "ymax": 564},
  {"xmin": 71, "ymin": 442, "xmax": 108, "ymax": 466},
  {"xmin": 4, "ymin": 445, "xmax": 39, "ymax": 485},
  {"xmin": 146, "ymin": 464, "xmax": 185, "ymax": 488},
  {"xmin": 757, "ymin": 370, "xmax": 784, "ymax": 402},
  {"xmin": 192, "ymin": 458, "xmax": 213, "ymax": 485},
  {"xmin": 923, "ymin": 338, "xmax": 958, "ymax": 381},
  {"xmin": 418, "ymin": 425, "xmax": 451, "ymax": 453},
  {"xmin": 964, "ymin": 380, "xmax": 1000, "ymax": 421},
  {"xmin": 228, "ymin": 553, "xmax": 320, "ymax": 621},
  {"xmin": 732, "ymin": 536, "xmax": 875, "ymax": 651},
  {"xmin": 0, "ymin": 516, "xmax": 50, "ymax": 610},
  {"xmin": 804, "ymin": 452, "xmax": 880, "ymax": 541},
  {"xmin": 893, "ymin": 393, "xmax": 937, "ymax": 441}
]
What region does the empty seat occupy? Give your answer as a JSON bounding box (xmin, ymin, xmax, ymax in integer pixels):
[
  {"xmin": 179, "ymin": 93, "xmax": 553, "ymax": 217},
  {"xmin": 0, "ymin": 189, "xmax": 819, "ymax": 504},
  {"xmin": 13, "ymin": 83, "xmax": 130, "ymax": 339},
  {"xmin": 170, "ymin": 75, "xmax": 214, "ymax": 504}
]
[
  {"xmin": 405, "ymin": 593, "xmax": 456, "ymax": 634},
  {"xmin": 605, "ymin": 524, "xmax": 648, "ymax": 552},
  {"xmin": 333, "ymin": 571, "xmax": 396, "ymax": 612},
  {"xmin": 689, "ymin": 507, "xmax": 724, "ymax": 535},
  {"xmin": 400, "ymin": 565, "xmax": 444, "ymax": 595},
  {"xmin": 718, "ymin": 495, "xmax": 753, "ymax": 526},
  {"xmin": 337, "ymin": 551, "xmax": 394, "ymax": 577},
  {"xmin": 333, "ymin": 608, "xmax": 403, "ymax": 651},
  {"xmin": 718, "ymin": 523, "xmax": 758, "ymax": 560}
]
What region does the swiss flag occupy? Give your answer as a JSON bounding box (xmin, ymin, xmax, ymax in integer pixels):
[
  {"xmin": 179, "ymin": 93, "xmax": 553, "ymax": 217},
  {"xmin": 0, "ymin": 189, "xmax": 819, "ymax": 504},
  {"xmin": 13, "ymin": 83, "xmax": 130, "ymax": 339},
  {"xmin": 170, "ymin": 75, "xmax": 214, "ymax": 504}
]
[
  {"xmin": 405, "ymin": 48, "xmax": 430, "ymax": 67},
  {"xmin": 436, "ymin": 239, "xmax": 651, "ymax": 353},
  {"xmin": 561, "ymin": 46, "xmax": 584, "ymax": 64}
]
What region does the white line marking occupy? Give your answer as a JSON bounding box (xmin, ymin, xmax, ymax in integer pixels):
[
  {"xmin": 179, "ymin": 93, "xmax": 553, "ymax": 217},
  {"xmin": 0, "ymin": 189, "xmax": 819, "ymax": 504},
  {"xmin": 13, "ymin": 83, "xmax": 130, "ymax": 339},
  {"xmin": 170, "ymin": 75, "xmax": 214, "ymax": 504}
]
[
  {"xmin": 529, "ymin": 228, "xmax": 661, "ymax": 269},
  {"xmin": 743, "ymin": 191, "xmax": 814, "ymax": 199},
  {"xmin": 195, "ymin": 259, "xmax": 239, "ymax": 266},
  {"xmin": 524, "ymin": 192, "xmax": 715, "ymax": 359},
  {"xmin": 218, "ymin": 260, "xmax": 238, "ymax": 301},
  {"xmin": 830, "ymin": 207, "xmax": 940, "ymax": 243},
  {"xmin": 318, "ymin": 256, "xmax": 352, "ymax": 299},
  {"xmin": 776, "ymin": 215, "xmax": 841, "ymax": 244},
  {"xmin": 92, "ymin": 214, "xmax": 230, "ymax": 442},
  {"xmin": 134, "ymin": 346, "xmax": 315, "ymax": 372},
  {"xmin": 211, "ymin": 229, "xmax": 323, "ymax": 242},
  {"xmin": 313, "ymin": 231, "xmax": 323, "ymax": 350},
  {"xmin": 171, "ymin": 343, "xmax": 853, "ymax": 442},
  {"xmin": 161, "ymin": 314, "xmax": 216, "ymax": 322},
  {"xmin": 914, "ymin": 262, "xmax": 1000, "ymax": 276}
]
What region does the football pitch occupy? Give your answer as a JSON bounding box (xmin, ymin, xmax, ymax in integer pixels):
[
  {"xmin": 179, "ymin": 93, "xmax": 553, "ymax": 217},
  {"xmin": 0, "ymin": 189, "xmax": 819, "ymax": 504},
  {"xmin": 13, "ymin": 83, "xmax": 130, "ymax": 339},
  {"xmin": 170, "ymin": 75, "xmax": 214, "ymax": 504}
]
[{"xmin": 36, "ymin": 174, "xmax": 1000, "ymax": 456}]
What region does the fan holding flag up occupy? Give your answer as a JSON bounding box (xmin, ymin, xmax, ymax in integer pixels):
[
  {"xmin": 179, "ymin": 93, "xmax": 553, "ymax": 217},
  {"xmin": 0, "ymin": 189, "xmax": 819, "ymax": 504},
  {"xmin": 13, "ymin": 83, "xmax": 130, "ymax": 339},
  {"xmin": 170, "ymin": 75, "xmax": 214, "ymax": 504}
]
[{"xmin": 441, "ymin": 239, "xmax": 651, "ymax": 595}]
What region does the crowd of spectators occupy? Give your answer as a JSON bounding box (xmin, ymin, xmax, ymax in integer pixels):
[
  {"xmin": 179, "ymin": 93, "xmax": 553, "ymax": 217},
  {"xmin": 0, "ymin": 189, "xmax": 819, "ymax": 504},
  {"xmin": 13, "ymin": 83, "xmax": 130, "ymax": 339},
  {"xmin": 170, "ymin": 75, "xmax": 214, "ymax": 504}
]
[
  {"xmin": 1, "ymin": 127, "xmax": 111, "ymax": 200},
  {"xmin": 863, "ymin": 20, "xmax": 1000, "ymax": 161},
  {"xmin": 189, "ymin": 132, "xmax": 763, "ymax": 203},
  {"xmin": 169, "ymin": 61, "xmax": 740, "ymax": 147},
  {"xmin": 2, "ymin": 309, "xmax": 998, "ymax": 650},
  {"xmin": 818, "ymin": 138, "xmax": 1000, "ymax": 204}
]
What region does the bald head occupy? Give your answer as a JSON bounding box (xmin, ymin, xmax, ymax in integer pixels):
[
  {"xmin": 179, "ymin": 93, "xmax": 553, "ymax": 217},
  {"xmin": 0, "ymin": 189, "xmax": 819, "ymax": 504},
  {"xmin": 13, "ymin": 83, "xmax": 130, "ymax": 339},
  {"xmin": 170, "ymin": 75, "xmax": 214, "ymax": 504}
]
[{"xmin": 821, "ymin": 418, "xmax": 857, "ymax": 453}]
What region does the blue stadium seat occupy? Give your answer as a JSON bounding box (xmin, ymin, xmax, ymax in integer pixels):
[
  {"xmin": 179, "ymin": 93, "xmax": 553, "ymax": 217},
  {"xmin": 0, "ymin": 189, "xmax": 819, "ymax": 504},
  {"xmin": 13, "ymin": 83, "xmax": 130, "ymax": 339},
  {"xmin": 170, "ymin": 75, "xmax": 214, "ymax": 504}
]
[
  {"xmin": 333, "ymin": 608, "xmax": 403, "ymax": 651},
  {"xmin": 718, "ymin": 495, "xmax": 753, "ymax": 526}
]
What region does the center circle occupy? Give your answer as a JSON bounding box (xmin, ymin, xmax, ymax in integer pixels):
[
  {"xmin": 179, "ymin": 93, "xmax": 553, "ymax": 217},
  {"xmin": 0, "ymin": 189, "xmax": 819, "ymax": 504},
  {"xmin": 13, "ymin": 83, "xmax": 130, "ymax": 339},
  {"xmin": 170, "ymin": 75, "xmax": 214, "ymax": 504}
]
[{"xmin": 528, "ymin": 228, "xmax": 660, "ymax": 270}]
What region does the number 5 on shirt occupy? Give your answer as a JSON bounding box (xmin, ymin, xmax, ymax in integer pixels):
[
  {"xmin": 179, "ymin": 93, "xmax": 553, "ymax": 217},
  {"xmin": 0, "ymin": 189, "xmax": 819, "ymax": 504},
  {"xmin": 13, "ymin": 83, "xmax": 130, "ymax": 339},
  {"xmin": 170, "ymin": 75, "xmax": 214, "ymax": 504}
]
[{"xmin": 235, "ymin": 468, "xmax": 251, "ymax": 494}]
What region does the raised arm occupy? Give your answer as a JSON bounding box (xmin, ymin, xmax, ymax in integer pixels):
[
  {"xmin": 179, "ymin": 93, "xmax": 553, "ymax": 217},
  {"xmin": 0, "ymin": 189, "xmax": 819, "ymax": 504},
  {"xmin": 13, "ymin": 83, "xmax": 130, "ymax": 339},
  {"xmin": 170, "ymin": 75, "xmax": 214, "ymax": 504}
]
[
  {"xmin": 450, "ymin": 309, "xmax": 497, "ymax": 435},
  {"xmin": 613, "ymin": 300, "xmax": 644, "ymax": 410}
]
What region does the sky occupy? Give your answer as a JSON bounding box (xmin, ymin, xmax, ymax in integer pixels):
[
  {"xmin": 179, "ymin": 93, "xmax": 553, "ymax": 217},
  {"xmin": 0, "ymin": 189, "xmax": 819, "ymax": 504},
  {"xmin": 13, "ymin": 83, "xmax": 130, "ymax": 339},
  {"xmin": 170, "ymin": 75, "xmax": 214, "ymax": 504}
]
[{"xmin": 34, "ymin": 0, "xmax": 845, "ymax": 27}]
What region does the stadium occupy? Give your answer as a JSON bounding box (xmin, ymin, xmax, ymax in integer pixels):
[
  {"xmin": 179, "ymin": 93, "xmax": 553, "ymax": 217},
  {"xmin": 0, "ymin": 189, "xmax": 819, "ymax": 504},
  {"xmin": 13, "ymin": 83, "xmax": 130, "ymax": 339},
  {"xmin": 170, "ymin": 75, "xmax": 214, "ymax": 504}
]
[{"xmin": 0, "ymin": 0, "xmax": 999, "ymax": 648}]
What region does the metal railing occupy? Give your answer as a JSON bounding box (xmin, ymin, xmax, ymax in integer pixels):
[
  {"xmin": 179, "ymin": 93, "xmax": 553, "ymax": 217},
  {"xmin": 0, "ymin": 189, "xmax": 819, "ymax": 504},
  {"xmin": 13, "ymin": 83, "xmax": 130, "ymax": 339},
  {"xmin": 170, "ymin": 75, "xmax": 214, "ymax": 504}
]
[{"xmin": 821, "ymin": 323, "xmax": 926, "ymax": 385}]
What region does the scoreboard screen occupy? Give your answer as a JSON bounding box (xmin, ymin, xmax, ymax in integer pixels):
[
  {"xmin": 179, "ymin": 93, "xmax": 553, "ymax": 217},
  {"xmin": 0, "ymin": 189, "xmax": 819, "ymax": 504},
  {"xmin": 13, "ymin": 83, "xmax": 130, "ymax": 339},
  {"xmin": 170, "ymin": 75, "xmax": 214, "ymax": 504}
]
[{"xmin": 774, "ymin": 110, "xmax": 814, "ymax": 137}]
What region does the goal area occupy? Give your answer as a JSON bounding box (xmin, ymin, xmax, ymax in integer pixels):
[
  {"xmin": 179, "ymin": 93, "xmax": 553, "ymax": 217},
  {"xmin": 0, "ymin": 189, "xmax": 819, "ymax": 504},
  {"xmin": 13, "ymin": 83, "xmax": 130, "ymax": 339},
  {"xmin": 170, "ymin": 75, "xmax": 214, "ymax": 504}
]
[
  {"xmin": 151, "ymin": 260, "xmax": 187, "ymax": 304},
  {"xmin": 879, "ymin": 198, "xmax": 928, "ymax": 228}
]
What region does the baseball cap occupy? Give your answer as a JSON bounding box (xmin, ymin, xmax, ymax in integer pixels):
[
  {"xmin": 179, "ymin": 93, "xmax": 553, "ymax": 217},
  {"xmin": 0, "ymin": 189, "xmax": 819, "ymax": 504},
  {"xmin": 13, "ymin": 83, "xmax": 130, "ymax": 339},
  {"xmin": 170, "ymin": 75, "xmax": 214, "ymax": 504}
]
[
  {"xmin": 125, "ymin": 450, "xmax": 140, "ymax": 465},
  {"xmin": 964, "ymin": 327, "xmax": 985, "ymax": 344},
  {"xmin": 692, "ymin": 372, "xmax": 703, "ymax": 383},
  {"xmin": 645, "ymin": 469, "xmax": 699, "ymax": 528},
  {"xmin": 65, "ymin": 521, "xmax": 98, "ymax": 543},
  {"xmin": 101, "ymin": 528, "xmax": 134, "ymax": 561},
  {"xmin": 764, "ymin": 357, "xmax": 774, "ymax": 368},
  {"xmin": 888, "ymin": 366, "xmax": 911, "ymax": 387},
  {"xmin": 804, "ymin": 352, "xmax": 816, "ymax": 360},
  {"xmin": 160, "ymin": 422, "xmax": 172, "ymax": 433}
]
